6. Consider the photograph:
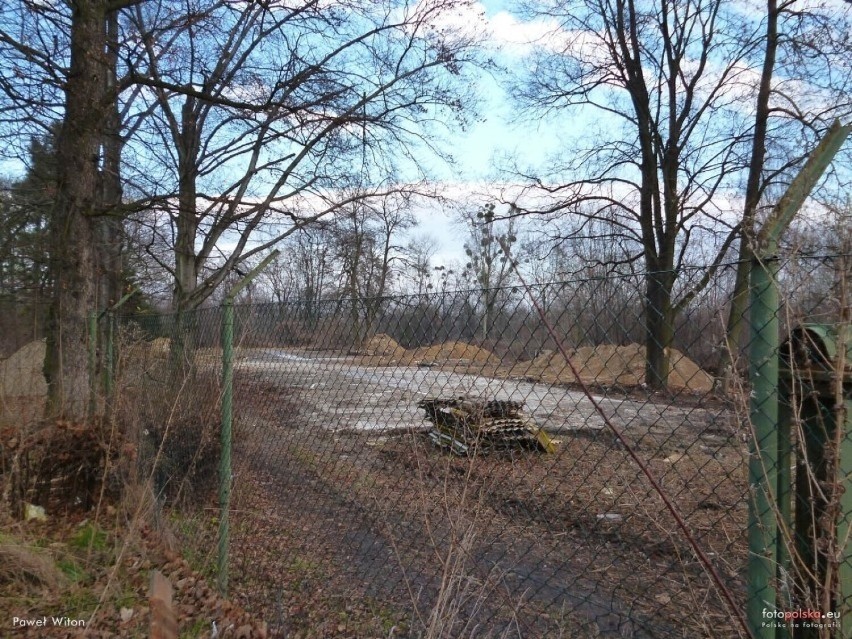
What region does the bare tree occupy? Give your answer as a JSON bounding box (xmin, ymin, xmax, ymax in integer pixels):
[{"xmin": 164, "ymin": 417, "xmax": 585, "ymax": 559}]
[
  {"xmin": 0, "ymin": 0, "xmax": 143, "ymax": 416},
  {"xmin": 402, "ymin": 233, "xmax": 440, "ymax": 295},
  {"xmin": 122, "ymin": 0, "xmax": 482, "ymax": 317},
  {"xmin": 722, "ymin": 0, "xmax": 852, "ymax": 376},
  {"xmin": 461, "ymin": 203, "xmax": 518, "ymax": 341},
  {"xmin": 261, "ymin": 227, "xmax": 334, "ymax": 308},
  {"xmin": 332, "ymin": 192, "xmax": 415, "ymax": 347},
  {"xmin": 509, "ymin": 0, "xmax": 851, "ymax": 388},
  {"xmin": 0, "ymin": 0, "xmax": 165, "ymax": 415},
  {"xmin": 1, "ymin": 0, "xmax": 483, "ymax": 411}
]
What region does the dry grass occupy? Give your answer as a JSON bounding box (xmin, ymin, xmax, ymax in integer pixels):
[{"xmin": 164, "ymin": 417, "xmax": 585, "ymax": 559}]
[
  {"xmin": 0, "ymin": 327, "xmax": 266, "ymax": 638},
  {"xmin": 0, "ymin": 540, "xmax": 66, "ymax": 590}
]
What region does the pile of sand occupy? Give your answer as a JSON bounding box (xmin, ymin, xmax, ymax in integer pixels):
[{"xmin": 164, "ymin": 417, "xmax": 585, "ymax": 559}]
[
  {"xmin": 572, "ymin": 344, "xmax": 647, "ymax": 386},
  {"xmin": 0, "ymin": 340, "xmax": 48, "ymax": 397},
  {"xmin": 516, "ymin": 349, "xmax": 570, "ymax": 379},
  {"xmin": 362, "ymin": 334, "xmax": 407, "ymax": 359},
  {"xmin": 410, "ymin": 341, "xmax": 500, "ymax": 365},
  {"xmin": 514, "ymin": 344, "xmax": 713, "ymax": 392},
  {"xmin": 357, "ymin": 338, "xmax": 712, "ymax": 391},
  {"xmin": 357, "ymin": 336, "xmax": 500, "ymax": 367},
  {"xmin": 666, "ymin": 349, "xmax": 715, "ymax": 392}
]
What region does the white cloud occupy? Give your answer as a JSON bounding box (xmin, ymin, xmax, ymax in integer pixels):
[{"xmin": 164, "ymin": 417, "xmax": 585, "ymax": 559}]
[
  {"xmin": 486, "ymin": 10, "xmax": 564, "ymax": 55},
  {"xmin": 397, "ymin": 1, "xmax": 580, "ymax": 57}
]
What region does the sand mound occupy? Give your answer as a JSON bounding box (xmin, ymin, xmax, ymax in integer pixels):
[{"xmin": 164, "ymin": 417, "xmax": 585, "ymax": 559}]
[
  {"xmin": 572, "ymin": 344, "xmax": 646, "ymax": 386},
  {"xmin": 666, "ymin": 349, "xmax": 715, "ymax": 392},
  {"xmin": 362, "ymin": 333, "xmax": 407, "ymax": 358},
  {"xmin": 0, "ymin": 340, "xmax": 48, "ymax": 397},
  {"xmin": 515, "ymin": 344, "xmax": 713, "ymax": 392},
  {"xmin": 410, "ymin": 341, "xmax": 500, "ymax": 365},
  {"xmin": 517, "ymin": 349, "xmax": 570, "ymax": 377}
]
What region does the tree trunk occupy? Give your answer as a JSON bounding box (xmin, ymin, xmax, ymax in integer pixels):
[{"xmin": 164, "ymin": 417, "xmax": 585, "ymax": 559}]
[
  {"xmin": 349, "ymin": 269, "xmax": 362, "ymax": 354},
  {"xmin": 644, "ymin": 268, "xmax": 675, "ymax": 390},
  {"xmin": 100, "ymin": 10, "xmax": 123, "ymax": 312},
  {"xmin": 721, "ymin": 0, "xmax": 779, "ymax": 389},
  {"xmin": 44, "ymin": 0, "xmax": 109, "ymax": 419},
  {"xmin": 173, "ymin": 199, "xmax": 198, "ymax": 312},
  {"xmin": 173, "ymin": 96, "xmax": 200, "ymax": 313},
  {"xmin": 92, "ymin": 10, "xmax": 125, "ymax": 407},
  {"xmin": 170, "ymin": 204, "xmax": 199, "ymax": 379},
  {"xmin": 169, "ymin": 97, "xmax": 201, "ymax": 376}
]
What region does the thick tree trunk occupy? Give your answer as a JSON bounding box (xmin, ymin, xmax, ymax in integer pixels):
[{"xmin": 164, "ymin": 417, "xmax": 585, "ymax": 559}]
[
  {"xmin": 44, "ymin": 0, "xmax": 108, "ymax": 419},
  {"xmin": 172, "ymin": 96, "xmax": 200, "ymax": 313},
  {"xmin": 169, "ymin": 97, "xmax": 201, "ymax": 377},
  {"xmin": 89, "ymin": 10, "xmax": 125, "ymax": 407},
  {"xmin": 100, "ymin": 11, "xmax": 124, "ymax": 311},
  {"xmin": 644, "ymin": 268, "xmax": 675, "ymax": 390},
  {"xmin": 173, "ymin": 198, "xmax": 198, "ymax": 312},
  {"xmin": 647, "ymin": 74, "xmax": 685, "ymax": 390},
  {"xmin": 170, "ymin": 183, "xmax": 200, "ymax": 377}
]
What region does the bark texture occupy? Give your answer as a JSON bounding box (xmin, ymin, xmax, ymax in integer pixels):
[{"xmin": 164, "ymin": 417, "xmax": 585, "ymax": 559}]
[{"xmin": 44, "ymin": 0, "xmax": 109, "ymax": 418}]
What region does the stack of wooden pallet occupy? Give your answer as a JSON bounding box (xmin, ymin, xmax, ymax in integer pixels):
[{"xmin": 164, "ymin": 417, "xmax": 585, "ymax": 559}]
[{"xmin": 416, "ymin": 396, "xmax": 556, "ymax": 454}]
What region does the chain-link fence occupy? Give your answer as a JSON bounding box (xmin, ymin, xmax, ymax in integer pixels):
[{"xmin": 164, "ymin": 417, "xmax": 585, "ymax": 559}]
[
  {"xmin": 107, "ymin": 254, "xmax": 850, "ymax": 638},
  {"xmin": 0, "ymin": 298, "xmax": 49, "ymax": 359}
]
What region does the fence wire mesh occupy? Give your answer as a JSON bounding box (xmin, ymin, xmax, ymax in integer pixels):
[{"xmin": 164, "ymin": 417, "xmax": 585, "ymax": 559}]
[{"xmin": 100, "ymin": 254, "xmax": 851, "ymax": 639}]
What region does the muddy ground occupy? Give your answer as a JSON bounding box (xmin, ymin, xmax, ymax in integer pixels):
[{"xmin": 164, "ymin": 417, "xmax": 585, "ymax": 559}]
[{"xmin": 220, "ymin": 349, "xmax": 749, "ymax": 638}]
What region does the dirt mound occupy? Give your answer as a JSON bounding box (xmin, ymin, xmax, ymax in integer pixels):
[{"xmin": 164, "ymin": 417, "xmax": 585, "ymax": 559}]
[
  {"xmin": 0, "ymin": 340, "xmax": 47, "ymax": 397},
  {"xmin": 515, "ymin": 349, "xmax": 570, "ymax": 378},
  {"xmin": 572, "ymin": 344, "xmax": 646, "ymax": 386},
  {"xmin": 362, "ymin": 333, "xmax": 407, "ymax": 358},
  {"xmin": 410, "ymin": 341, "xmax": 500, "ymax": 365},
  {"xmin": 514, "ymin": 344, "xmax": 713, "ymax": 392},
  {"xmin": 666, "ymin": 349, "xmax": 715, "ymax": 392}
]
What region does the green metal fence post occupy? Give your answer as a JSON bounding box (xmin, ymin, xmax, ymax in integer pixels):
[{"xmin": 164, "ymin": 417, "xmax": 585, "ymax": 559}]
[
  {"xmin": 745, "ymin": 120, "xmax": 850, "ymax": 638},
  {"xmin": 218, "ymin": 251, "xmax": 279, "ymax": 596},
  {"xmin": 748, "ymin": 253, "xmax": 781, "ymax": 638},
  {"xmin": 776, "ymin": 371, "xmax": 793, "ymax": 633},
  {"xmin": 219, "ymin": 296, "xmax": 235, "ymax": 596}
]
